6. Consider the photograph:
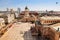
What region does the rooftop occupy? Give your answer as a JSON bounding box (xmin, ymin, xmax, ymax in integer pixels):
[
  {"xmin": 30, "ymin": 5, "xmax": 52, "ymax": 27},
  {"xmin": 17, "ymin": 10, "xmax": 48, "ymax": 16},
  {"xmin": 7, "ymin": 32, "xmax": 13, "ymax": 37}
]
[
  {"xmin": 50, "ymin": 23, "xmax": 60, "ymax": 31},
  {"xmin": 40, "ymin": 16, "xmax": 60, "ymax": 20}
]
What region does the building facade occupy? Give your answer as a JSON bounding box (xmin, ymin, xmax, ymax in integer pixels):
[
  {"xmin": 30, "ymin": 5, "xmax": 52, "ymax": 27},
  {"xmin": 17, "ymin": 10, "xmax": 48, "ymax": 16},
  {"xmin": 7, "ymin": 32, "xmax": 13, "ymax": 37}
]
[{"xmin": 40, "ymin": 16, "xmax": 60, "ymax": 25}]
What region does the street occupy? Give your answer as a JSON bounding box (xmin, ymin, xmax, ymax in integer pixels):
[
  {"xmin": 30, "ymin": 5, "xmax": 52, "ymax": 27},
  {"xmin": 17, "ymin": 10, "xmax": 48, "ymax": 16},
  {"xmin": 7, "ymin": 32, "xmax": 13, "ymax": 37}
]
[{"xmin": 0, "ymin": 22, "xmax": 38, "ymax": 40}]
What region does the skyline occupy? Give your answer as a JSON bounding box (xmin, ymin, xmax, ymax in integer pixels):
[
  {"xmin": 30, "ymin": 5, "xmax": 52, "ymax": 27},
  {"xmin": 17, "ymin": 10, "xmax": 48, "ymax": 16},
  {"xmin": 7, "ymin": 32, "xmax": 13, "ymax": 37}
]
[{"xmin": 0, "ymin": 0, "xmax": 60, "ymax": 11}]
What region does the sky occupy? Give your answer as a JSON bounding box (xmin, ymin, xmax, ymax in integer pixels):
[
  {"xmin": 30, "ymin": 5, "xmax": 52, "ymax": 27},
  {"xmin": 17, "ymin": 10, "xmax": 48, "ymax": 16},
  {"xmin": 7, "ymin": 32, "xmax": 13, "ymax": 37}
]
[{"xmin": 0, "ymin": 0, "xmax": 60, "ymax": 11}]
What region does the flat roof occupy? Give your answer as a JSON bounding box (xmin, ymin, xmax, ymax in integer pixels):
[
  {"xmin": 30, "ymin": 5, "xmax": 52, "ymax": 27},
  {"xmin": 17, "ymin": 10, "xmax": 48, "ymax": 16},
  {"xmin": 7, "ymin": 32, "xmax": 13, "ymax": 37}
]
[
  {"xmin": 50, "ymin": 23, "xmax": 60, "ymax": 31},
  {"xmin": 40, "ymin": 16, "xmax": 60, "ymax": 20}
]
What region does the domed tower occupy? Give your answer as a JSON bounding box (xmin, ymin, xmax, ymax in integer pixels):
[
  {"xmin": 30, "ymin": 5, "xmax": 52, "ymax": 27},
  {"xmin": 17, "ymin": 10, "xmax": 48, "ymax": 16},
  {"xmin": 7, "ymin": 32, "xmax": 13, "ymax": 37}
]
[
  {"xmin": 25, "ymin": 6, "xmax": 29, "ymax": 11},
  {"xmin": 25, "ymin": 6, "xmax": 29, "ymax": 17}
]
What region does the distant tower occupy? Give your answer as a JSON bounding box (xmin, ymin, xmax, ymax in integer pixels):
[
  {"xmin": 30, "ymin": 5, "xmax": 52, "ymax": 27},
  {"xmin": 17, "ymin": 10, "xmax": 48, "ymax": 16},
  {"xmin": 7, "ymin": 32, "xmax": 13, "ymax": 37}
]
[
  {"xmin": 25, "ymin": 6, "xmax": 29, "ymax": 17},
  {"xmin": 16, "ymin": 8, "xmax": 21, "ymax": 17},
  {"xmin": 46, "ymin": 10, "xmax": 47, "ymax": 12},
  {"xmin": 6, "ymin": 8, "xmax": 9, "ymax": 12},
  {"xmin": 17, "ymin": 8, "xmax": 21, "ymax": 14}
]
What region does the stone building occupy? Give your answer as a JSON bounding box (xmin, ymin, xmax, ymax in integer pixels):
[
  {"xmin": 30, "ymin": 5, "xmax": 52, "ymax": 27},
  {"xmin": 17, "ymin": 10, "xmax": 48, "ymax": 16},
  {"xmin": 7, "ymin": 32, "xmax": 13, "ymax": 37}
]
[
  {"xmin": 19, "ymin": 6, "xmax": 39, "ymax": 18},
  {"xmin": 0, "ymin": 9, "xmax": 15, "ymax": 24},
  {"xmin": 19, "ymin": 7, "xmax": 39, "ymax": 22},
  {"xmin": 40, "ymin": 16, "xmax": 60, "ymax": 25},
  {"xmin": 0, "ymin": 18, "xmax": 5, "ymax": 29}
]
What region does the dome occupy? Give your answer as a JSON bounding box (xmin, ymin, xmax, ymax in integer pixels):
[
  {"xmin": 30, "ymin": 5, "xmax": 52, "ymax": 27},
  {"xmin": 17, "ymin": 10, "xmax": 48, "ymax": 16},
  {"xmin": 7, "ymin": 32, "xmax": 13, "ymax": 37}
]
[{"xmin": 25, "ymin": 6, "xmax": 28, "ymax": 10}]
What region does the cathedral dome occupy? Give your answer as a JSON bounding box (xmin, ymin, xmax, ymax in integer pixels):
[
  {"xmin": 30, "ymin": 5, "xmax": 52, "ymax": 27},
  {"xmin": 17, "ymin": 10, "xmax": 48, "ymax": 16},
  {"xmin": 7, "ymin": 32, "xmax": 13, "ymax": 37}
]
[{"xmin": 25, "ymin": 6, "xmax": 28, "ymax": 10}]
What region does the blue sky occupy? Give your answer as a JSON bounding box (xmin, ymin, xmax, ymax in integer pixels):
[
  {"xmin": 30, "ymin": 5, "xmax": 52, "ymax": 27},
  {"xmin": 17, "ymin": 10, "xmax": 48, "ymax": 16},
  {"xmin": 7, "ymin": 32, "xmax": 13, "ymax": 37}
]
[{"xmin": 0, "ymin": 0, "xmax": 60, "ymax": 11}]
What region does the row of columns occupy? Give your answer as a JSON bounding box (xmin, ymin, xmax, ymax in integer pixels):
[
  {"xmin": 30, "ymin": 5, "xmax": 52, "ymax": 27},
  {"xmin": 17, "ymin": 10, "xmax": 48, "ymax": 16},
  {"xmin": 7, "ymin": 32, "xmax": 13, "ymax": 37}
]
[{"xmin": 41, "ymin": 20, "xmax": 60, "ymax": 24}]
